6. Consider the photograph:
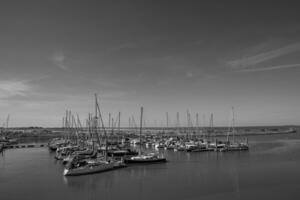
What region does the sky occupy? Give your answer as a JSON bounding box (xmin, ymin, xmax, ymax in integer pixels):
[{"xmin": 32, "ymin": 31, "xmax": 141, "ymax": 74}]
[{"xmin": 0, "ymin": 0, "xmax": 300, "ymax": 127}]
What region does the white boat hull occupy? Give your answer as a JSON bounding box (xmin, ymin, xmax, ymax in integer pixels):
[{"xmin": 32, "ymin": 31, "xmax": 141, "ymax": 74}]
[{"xmin": 64, "ymin": 162, "xmax": 115, "ymax": 176}]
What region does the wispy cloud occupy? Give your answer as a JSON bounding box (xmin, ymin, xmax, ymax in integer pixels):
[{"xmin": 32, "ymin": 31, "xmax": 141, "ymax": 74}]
[
  {"xmin": 0, "ymin": 80, "xmax": 31, "ymax": 99},
  {"xmin": 238, "ymin": 63, "xmax": 300, "ymax": 73},
  {"xmin": 52, "ymin": 51, "xmax": 68, "ymax": 70},
  {"xmin": 228, "ymin": 42, "xmax": 300, "ymax": 70}
]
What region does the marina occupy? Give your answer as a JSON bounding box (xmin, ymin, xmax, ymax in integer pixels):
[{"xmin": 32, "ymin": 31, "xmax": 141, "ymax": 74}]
[
  {"xmin": 1, "ymin": 98, "xmax": 299, "ymax": 200},
  {"xmin": 1, "ymin": 133, "xmax": 300, "ymax": 200},
  {"xmin": 1, "ymin": 1, "xmax": 300, "ymax": 199},
  {"xmin": 11, "ymin": 94, "xmax": 248, "ymax": 178}
]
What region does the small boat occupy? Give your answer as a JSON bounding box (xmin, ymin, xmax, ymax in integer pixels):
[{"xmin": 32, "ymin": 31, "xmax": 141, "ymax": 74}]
[
  {"xmin": 124, "ymin": 107, "xmax": 167, "ymax": 164},
  {"xmin": 107, "ymin": 149, "xmax": 138, "ymax": 157},
  {"xmin": 124, "ymin": 153, "xmax": 166, "ymax": 164},
  {"xmin": 185, "ymin": 142, "xmax": 198, "ymax": 152},
  {"xmin": 219, "ymin": 107, "xmax": 249, "ymax": 152},
  {"xmin": 130, "ymin": 139, "xmax": 142, "ymax": 145},
  {"xmin": 0, "ymin": 137, "xmax": 18, "ymax": 145},
  {"xmin": 155, "ymin": 142, "xmax": 165, "ymax": 149},
  {"xmin": 220, "ymin": 143, "xmax": 249, "ymax": 152},
  {"xmin": 48, "ymin": 138, "xmax": 68, "ymax": 151},
  {"xmin": 145, "ymin": 142, "xmax": 152, "ymax": 148},
  {"xmin": 113, "ymin": 158, "xmax": 127, "ymax": 168},
  {"xmin": 175, "ymin": 144, "xmax": 186, "ymax": 151},
  {"xmin": 209, "ymin": 140, "xmax": 226, "ymax": 150},
  {"xmin": 186, "ymin": 139, "xmax": 215, "ymax": 152},
  {"xmin": 165, "ymin": 144, "xmax": 175, "ymax": 150},
  {"xmin": 190, "ymin": 147, "xmax": 214, "ymax": 152},
  {"xmin": 55, "ymin": 145, "xmax": 81, "ymax": 160}
]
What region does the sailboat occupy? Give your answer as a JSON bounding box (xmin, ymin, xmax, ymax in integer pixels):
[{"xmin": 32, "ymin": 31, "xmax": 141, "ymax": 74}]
[
  {"xmin": 220, "ymin": 107, "xmax": 249, "ymax": 152},
  {"xmin": 107, "ymin": 112, "xmax": 138, "ymax": 157},
  {"xmin": 64, "ymin": 94, "xmax": 125, "ymax": 176},
  {"xmin": 124, "ymin": 107, "xmax": 167, "ymax": 164}
]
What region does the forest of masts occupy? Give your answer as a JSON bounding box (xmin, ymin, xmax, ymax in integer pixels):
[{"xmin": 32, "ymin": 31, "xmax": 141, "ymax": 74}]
[{"xmin": 61, "ymin": 107, "xmax": 233, "ymax": 141}]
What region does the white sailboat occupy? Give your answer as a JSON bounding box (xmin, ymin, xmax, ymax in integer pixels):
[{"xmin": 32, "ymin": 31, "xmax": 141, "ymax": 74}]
[
  {"xmin": 125, "ymin": 107, "xmax": 166, "ymax": 164},
  {"xmin": 64, "ymin": 94, "xmax": 124, "ymax": 176}
]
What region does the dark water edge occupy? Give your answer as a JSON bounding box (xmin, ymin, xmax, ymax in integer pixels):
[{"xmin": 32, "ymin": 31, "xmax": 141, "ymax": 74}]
[
  {"xmin": 16, "ymin": 136, "xmax": 54, "ymax": 144},
  {"xmin": 1, "ymin": 133, "xmax": 300, "ymax": 200}
]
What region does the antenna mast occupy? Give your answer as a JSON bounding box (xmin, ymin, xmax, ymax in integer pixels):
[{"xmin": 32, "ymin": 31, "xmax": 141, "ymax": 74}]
[{"xmin": 139, "ymin": 107, "xmax": 143, "ymax": 156}]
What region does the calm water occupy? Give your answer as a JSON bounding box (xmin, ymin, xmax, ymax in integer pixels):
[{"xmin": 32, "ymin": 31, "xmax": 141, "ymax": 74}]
[{"xmin": 1, "ymin": 133, "xmax": 300, "ymax": 200}]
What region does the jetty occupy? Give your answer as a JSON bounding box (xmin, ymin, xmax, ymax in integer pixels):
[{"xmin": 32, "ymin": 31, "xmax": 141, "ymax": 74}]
[{"xmin": 4, "ymin": 143, "xmax": 48, "ymax": 149}]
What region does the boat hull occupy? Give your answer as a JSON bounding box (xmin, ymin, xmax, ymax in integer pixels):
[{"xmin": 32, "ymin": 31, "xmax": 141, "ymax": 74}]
[
  {"xmin": 190, "ymin": 148, "xmax": 214, "ymax": 152},
  {"xmin": 107, "ymin": 150, "xmax": 138, "ymax": 157},
  {"xmin": 219, "ymin": 145, "xmax": 249, "ymax": 152},
  {"xmin": 124, "ymin": 158, "xmax": 167, "ymax": 164},
  {"xmin": 0, "ymin": 143, "xmax": 4, "ymax": 152},
  {"xmin": 64, "ymin": 163, "xmax": 115, "ymax": 176},
  {"xmin": 48, "ymin": 146, "xmax": 58, "ymax": 151}
]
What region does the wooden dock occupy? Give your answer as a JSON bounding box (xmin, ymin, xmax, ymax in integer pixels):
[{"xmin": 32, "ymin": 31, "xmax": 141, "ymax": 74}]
[{"xmin": 4, "ymin": 143, "xmax": 48, "ymax": 149}]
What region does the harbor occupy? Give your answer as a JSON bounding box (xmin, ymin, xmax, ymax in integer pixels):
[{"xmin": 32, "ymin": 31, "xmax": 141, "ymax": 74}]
[
  {"xmin": 1, "ymin": 1, "xmax": 300, "ymax": 199},
  {"xmin": 1, "ymin": 96, "xmax": 299, "ymax": 199},
  {"xmin": 1, "ymin": 132, "xmax": 300, "ymax": 200},
  {"xmin": 3, "ymin": 94, "xmax": 251, "ymax": 176}
]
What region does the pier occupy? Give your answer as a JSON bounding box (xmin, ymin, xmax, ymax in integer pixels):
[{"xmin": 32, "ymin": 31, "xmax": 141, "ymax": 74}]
[{"xmin": 4, "ymin": 143, "xmax": 48, "ymax": 149}]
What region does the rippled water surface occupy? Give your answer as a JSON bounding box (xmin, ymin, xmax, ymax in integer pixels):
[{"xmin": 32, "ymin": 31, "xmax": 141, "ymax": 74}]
[{"xmin": 1, "ymin": 133, "xmax": 300, "ymax": 200}]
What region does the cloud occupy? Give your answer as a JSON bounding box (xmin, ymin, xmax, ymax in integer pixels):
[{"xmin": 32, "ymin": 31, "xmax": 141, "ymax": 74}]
[
  {"xmin": 228, "ymin": 42, "xmax": 300, "ymax": 70},
  {"xmin": 0, "ymin": 80, "xmax": 31, "ymax": 99},
  {"xmin": 238, "ymin": 63, "xmax": 300, "ymax": 73},
  {"xmin": 53, "ymin": 51, "xmax": 68, "ymax": 70}
]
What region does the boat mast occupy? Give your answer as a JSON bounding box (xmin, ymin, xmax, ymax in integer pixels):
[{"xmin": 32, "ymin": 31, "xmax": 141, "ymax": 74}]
[
  {"xmin": 88, "ymin": 113, "xmax": 94, "ymax": 151},
  {"xmin": 176, "ymin": 112, "xmax": 180, "ymax": 135},
  {"xmin": 95, "ymin": 94, "xmax": 109, "ymax": 161},
  {"xmin": 186, "ymin": 110, "xmax": 189, "ymax": 140},
  {"xmin": 66, "ymin": 110, "xmax": 70, "ymax": 140},
  {"xmin": 117, "ymin": 112, "xmax": 121, "ymax": 144},
  {"xmin": 209, "ymin": 113, "xmax": 214, "ymax": 141},
  {"xmin": 139, "ymin": 107, "xmax": 143, "ymax": 156},
  {"xmin": 131, "ymin": 116, "xmax": 136, "ymax": 134},
  {"xmin": 202, "ymin": 114, "xmax": 206, "ymax": 139},
  {"xmin": 72, "ymin": 115, "xmax": 78, "ymax": 145},
  {"xmin": 166, "ymin": 112, "xmax": 169, "ymax": 128},
  {"xmin": 65, "ymin": 110, "xmax": 68, "ymax": 140},
  {"xmin": 108, "ymin": 112, "xmax": 111, "ymax": 135},
  {"xmin": 62, "ymin": 116, "xmax": 65, "ymax": 139},
  {"xmin": 68, "ymin": 110, "xmax": 72, "ymax": 141},
  {"xmin": 6, "ymin": 114, "xmax": 10, "ymax": 130},
  {"xmin": 94, "ymin": 94, "xmax": 102, "ymax": 152},
  {"xmin": 118, "ymin": 112, "xmax": 121, "ymax": 134},
  {"xmin": 128, "ymin": 117, "xmax": 131, "ymax": 129},
  {"xmin": 166, "ymin": 112, "xmax": 169, "ymax": 137},
  {"xmin": 62, "ymin": 117, "xmax": 64, "ymax": 130},
  {"xmin": 232, "ymin": 107, "xmax": 235, "ymax": 144},
  {"xmin": 196, "ymin": 113, "xmax": 199, "ymax": 137},
  {"xmin": 112, "ymin": 118, "xmax": 114, "ymax": 135},
  {"xmin": 65, "ymin": 111, "xmax": 68, "ymax": 140}
]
